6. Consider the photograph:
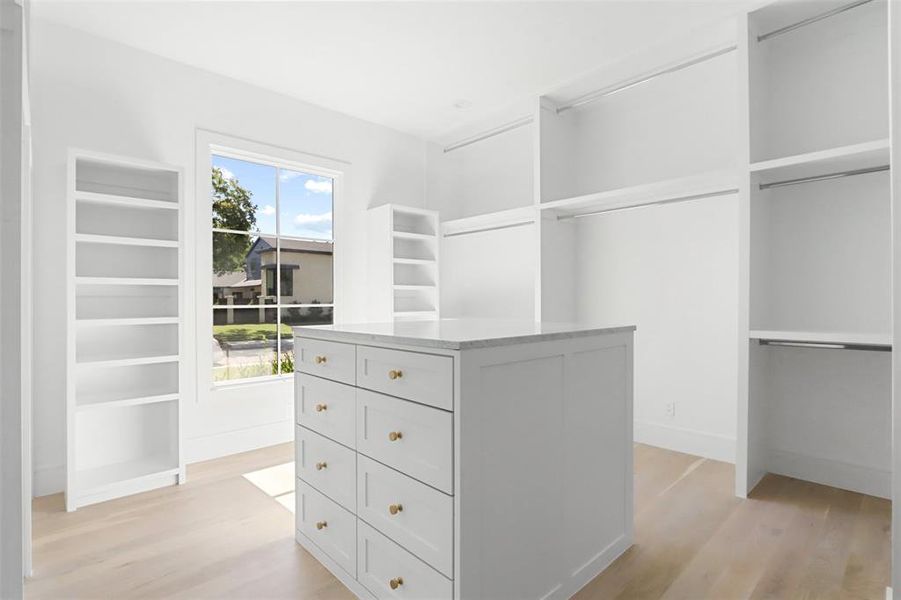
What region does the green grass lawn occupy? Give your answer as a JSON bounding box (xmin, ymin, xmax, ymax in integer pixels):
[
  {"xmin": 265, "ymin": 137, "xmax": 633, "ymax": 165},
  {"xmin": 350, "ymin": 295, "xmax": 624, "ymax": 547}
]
[{"xmin": 212, "ymin": 322, "xmax": 292, "ymax": 343}]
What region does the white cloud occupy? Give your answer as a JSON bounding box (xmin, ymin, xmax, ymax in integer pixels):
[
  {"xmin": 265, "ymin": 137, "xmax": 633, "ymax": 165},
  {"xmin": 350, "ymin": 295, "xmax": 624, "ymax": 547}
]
[
  {"xmin": 217, "ymin": 167, "xmax": 236, "ymax": 181},
  {"xmin": 294, "ymin": 212, "xmax": 332, "ymax": 226},
  {"xmin": 261, "ymin": 204, "xmax": 276, "ymax": 216},
  {"xmin": 304, "ymin": 179, "xmax": 333, "ymax": 194},
  {"xmin": 279, "ymin": 170, "xmax": 302, "ymax": 182}
]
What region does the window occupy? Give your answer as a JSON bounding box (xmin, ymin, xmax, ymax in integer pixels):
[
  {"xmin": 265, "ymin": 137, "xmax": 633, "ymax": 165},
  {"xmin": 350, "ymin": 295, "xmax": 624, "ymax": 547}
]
[{"xmin": 211, "ymin": 154, "xmax": 334, "ymax": 383}]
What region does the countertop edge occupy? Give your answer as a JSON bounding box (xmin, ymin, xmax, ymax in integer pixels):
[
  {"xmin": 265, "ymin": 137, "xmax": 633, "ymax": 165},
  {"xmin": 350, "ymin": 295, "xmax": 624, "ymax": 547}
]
[{"xmin": 292, "ymin": 325, "xmax": 636, "ymax": 350}]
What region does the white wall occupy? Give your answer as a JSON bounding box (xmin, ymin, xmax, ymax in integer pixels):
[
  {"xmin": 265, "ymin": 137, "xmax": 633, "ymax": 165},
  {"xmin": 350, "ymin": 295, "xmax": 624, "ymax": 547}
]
[
  {"xmin": 575, "ymin": 195, "xmax": 739, "ymax": 462},
  {"xmin": 30, "ymin": 19, "xmax": 427, "ymax": 495}
]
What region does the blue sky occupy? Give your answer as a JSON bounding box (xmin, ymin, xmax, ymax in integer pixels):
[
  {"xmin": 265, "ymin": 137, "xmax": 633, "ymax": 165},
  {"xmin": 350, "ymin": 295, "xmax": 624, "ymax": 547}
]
[{"xmin": 212, "ymin": 154, "xmax": 333, "ymax": 240}]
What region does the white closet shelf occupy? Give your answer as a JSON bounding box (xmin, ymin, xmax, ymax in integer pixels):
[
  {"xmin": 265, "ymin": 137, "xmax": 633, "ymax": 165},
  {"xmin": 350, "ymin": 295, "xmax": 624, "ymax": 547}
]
[
  {"xmin": 75, "ymin": 233, "xmax": 179, "ymax": 248},
  {"xmin": 76, "ymin": 317, "xmax": 179, "ymax": 327},
  {"xmin": 392, "ymin": 231, "xmax": 435, "ymax": 241},
  {"xmin": 76, "ymin": 354, "xmax": 179, "ymax": 369},
  {"xmin": 77, "ymin": 393, "xmax": 178, "ymax": 412},
  {"xmin": 749, "ymin": 329, "xmax": 892, "ymax": 348},
  {"xmin": 76, "ymin": 277, "xmax": 178, "ymax": 286},
  {"xmin": 393, "ymin": 258, "xmax": 435, "ymax": 266},
  {"xmin": 76, "ymin": 456, "xmax": 179, "ymax": 494},
  {"xmin": 393, "ymin": 284, "xmax": 436, "ymax": 291},
  {"xmin": 394, "ymin": 310, "xmax": 438, "ymax": 318},
  {"xmin": 75, "ymin": 191, "xmax": 179, "ymax": 210},
  {"xmin": 539, "ymin": 170, "xmax": 737, "ymax": 217},
  {"xmin": 751, "ymin": 139, "xmax": 890, "ymax": 184},
  {"xmin": 440, "ymin": 206, "xmax": 537, "ymax": 237}
]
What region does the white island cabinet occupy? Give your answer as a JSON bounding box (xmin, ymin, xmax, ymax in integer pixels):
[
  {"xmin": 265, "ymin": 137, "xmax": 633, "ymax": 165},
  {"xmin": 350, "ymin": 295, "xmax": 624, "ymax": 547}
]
[{"xmin": 293, "ymin": 319, "xmax": 635, "ymax": 600}]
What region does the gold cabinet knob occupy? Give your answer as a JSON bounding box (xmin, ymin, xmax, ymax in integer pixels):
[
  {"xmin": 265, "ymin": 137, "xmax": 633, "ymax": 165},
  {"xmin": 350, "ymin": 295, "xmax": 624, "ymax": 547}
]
[
  {"xmin": 315, "ymin": 521, "xmax": 327, "ymax": 530},
  {"xmin": 314, "ymin": 355, "xmax": 327, "ymax": 365},
  {"xmin": 389, "ymin": 577, "xmax": 404, "ymax": 590},
  {"xmin": 388, "ymin": 431, "xmax": 403, "ymax": 442},
  {"xmin": 388, "ymin": 369, "xmax": 403, "ymax": 380},
  {"xmin": 389, "ymin": 503, "xmax": 403, "ymax": 515},
  {"xmin": 314, "ymin": 403, "xmax": 327, "ymax": 412},
  {"xmin": 315, "ymin": 462, "xmax": 327, "ymax": 471}
]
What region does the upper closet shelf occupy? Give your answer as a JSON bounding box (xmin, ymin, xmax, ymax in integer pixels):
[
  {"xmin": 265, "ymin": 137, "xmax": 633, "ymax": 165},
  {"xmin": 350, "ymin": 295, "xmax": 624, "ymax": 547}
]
[
  {"xmin": 751, "ymin": 139, "xmax": 889, "ymax": 186},
  {"xmin": 540, "ymin": 170, "xmax": 737, "ymax": 218},
  {"xmin": 76, "ymin": 191, "xmax": 180, "ymax": 211},
  {"xmin": 441, "ymin": 206, "xmax": 537, "ymax": 238}
]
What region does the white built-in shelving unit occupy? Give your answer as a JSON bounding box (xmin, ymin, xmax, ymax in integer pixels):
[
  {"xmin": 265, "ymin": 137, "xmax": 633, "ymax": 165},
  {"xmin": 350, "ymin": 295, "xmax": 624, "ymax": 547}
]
[
  {"xmin": 368, "ymin": 204, "xmax": 440, "ymax": 321},
  {"xmin": 66, "ymin": 149, "xmax": 185, "ymax": 511},
  {"xmin": 737, "ymin": 0, "xmax": 892, "ymax": 500}
]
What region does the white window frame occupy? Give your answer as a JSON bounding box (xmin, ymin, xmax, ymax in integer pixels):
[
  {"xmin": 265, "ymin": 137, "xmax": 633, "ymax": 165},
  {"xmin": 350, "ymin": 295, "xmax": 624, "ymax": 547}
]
[{"xmin": 194, "ymin": 130, "xmax": 347, "ymax": 398}]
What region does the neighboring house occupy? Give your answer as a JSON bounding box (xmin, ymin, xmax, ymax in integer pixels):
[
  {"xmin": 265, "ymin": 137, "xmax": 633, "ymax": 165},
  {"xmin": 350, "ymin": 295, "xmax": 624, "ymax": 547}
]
[{"xmin": 213, "ymin": 236, "xmax": 333, "ymax": 307}]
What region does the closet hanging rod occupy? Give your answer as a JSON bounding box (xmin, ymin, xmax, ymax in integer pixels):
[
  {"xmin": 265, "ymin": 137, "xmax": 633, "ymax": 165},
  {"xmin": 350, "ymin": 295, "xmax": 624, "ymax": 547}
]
[
  {"xmin": 757, "ymin": 0, "xmax": 874, "ymax": 42},
  {"xmin": 555, "ymin": 44, "xmax": 737, "ymax": 114},
  {"xmin": 758, "ymin": 164, "xmax": 889, "ymax": 191},
  {"xmin": 443, "ymin": 116, "xmax": 533, "ymax": 153},
  {"xmin": 443, "ymin": 221, "xmax": 533, "ymax": 238},
  {"xmin": 556, "ymin": 188, "xmax": 739, "ymax": 221},
  {"xmin": 759, "ymin": 340, "xmax": 891, "ymax": 352}
]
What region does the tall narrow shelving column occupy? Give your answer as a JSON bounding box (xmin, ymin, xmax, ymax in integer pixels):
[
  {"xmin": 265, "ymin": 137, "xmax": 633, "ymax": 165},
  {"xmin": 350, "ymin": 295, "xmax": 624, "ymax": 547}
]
[
  {"xmin": 737, "ymin": 0, "xmax": 892, "ymax": 499},
  {"xmin": 66, "ymin": 149, "xmax": 184, "ymax": 511},
  {"xmin": 368, "ymin": 204, "xmax": 440, "ymax": 321}
]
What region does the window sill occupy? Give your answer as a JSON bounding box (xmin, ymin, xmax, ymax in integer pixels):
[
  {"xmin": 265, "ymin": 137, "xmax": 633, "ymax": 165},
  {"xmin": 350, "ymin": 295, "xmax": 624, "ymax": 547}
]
[{"xmin": 211, "ymin": 374, "xmax": 293, "ymax": 392}]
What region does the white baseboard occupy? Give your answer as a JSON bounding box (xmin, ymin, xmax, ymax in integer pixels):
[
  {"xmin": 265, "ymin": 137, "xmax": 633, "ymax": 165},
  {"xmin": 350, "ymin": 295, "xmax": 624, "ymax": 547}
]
[
  {"xmin": 33, "ymin": 463, "xmax": 64, "ymax": 497},
  {"xmin": 184, "ymin": 419, "xmax": 293, "ymax": 464},
  {"xmin": 766, "ymin": 449, "xmax": 890, "ymax": 499},
  {"xmin": 634, "ymin": 420, "xmax": 735, "ymax": 464}
]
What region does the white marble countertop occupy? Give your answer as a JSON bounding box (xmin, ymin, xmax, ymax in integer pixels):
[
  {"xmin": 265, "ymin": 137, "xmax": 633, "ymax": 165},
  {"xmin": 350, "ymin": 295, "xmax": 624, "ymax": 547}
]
[{"xmin": 293, "ymin": 319, "xmax": 635, "ymax": 350}]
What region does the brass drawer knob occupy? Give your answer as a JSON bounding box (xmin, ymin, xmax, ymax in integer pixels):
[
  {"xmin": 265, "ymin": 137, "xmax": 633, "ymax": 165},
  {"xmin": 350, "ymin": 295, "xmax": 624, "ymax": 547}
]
[
  {"xmin": 388, "ymin": 369, "xmax": 403, "ymax": 380},
  {"xmin": 315, "ymin": 462, "xmax": 327, "ymax": 471},
  {"xmin": 314, "ymin": 355, "xmax": 327, "ymax": 365},
  {"xmin": 388, "ymin": 431, "xmax": 403, "ymax": 442},
  {"xmin": 315, "ymin": 521, "xmax": 327, "ymax": 530},
  {"xmin": 389, "ymin": 503, "xmax": 403, "ymax": 515},
  {"xmin": 314, "ymin": 404, "xmax": 327, "ymax": 412},
  {"xmin": 389, "ymin": 577, "xmax": 404, "ymax": 590}
]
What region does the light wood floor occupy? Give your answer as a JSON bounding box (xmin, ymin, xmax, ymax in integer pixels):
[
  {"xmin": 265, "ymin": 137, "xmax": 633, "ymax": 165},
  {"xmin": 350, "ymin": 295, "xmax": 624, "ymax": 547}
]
[{"xmin": 26, "ymin": 444, "xmax": 890, "ymax": 600}]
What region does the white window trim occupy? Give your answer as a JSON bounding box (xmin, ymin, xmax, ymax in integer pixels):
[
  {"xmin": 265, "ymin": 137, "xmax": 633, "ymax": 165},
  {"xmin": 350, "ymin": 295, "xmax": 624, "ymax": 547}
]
[{"xmin": 194, "ymin": 130, "xmax": 348, "ymax": 401}]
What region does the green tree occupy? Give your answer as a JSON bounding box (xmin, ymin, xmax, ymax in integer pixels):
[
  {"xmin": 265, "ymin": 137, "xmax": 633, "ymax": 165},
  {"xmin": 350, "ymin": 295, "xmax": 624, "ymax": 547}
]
[{"xmin": 212, "ymin": 167, "xmax": 257, "ymax": 275}]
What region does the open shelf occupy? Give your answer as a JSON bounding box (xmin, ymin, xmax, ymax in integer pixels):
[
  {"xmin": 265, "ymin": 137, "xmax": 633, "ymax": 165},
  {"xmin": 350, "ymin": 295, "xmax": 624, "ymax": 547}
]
[
  {"xmin": 77, "ymin": 455, "xmax": 179, "ymax": 494},
  {"xmin": 393, "ymin": 258, "xmax": 435, "ymax": 266},
  {"xmin": 76, "ymin": 276, "xmax": 178, "ymax": 286},
  {"xmin": 750, "ymin": 330, "xmax": 892, "ymax": 348},
  {"xmin": 76, "ymin": 191, "xmax": 179, "ymax": 211},
  {"xmin": 77, "ymin": 393, "xmax": 178, "ymax": 412},
  {"xmin": 76, "ymin": 317, "xmax": 178, "ymax": 327},
  {"xmin": 394, "ymin": 310, "xmax": 438, "ymax": 319},
  {"xmin": 539, "ymin": 170, "xmax": 737, "ymax": 217},
  {"xmin": 440, "ymin": 206, "xmax": 536, "ymax": 237},
  {"xmin": 750, "ymin": 139, "xmax": 890, "ymax": 184},
  {"xmin": 393, "ymin": 231, "xmax": 434, "ymax": 241},
  {"xmin": 76, "ymin": 354, "xmax": 179, "ymax": 369},
  {"xmin": 75, "ymin": 233, "xmax": 179, "ymax": 248}
]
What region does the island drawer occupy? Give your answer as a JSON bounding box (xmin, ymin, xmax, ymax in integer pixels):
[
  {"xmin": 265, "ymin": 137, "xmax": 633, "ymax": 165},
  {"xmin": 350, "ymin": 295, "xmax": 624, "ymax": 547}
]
[
  {"xmin": 356, "ymin": 389, "xmax": 453, "ymax": 494},
  {"xmin": 296, "ymin": 426, "xmax": 356, "ymax": 512},
  {"xmin": 295, "ymin": 373, "xmax": 356, "ymax": 448},
  {"xmin": 357, "ymin": 520, "xmax": 452, "ymax": 600},
  {"xmin": 357, "ymin": 454, "xmax": 453, "ymax": 577},
  {"xmin": 356, "ymin": 346, "xmax": 452, "ymax": 411},
  {"xmin": 296, "ymin": 338, "xmax": 356, "ymax": 385},
  {"xmin": 296, "ymin": 479, "xmax": 357, "ymax": 578}
]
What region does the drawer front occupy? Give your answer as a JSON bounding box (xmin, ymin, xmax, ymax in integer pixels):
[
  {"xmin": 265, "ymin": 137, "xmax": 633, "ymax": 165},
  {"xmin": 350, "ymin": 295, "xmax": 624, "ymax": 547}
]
[
  {"xmin": 357, "ymin": 346, "xmax": 453, "ymax": 411},
  {"xmin": 357, "ymin": 389, "xmax": 453, "ymax": 494},
  {"xmin": 357, "ymin": 520, "xmax": 452, "ymax": 600},
  {"xmin": 296, "ymin": 426, "xmax": 356, "ymax": 512},
  {"xmin": 296, "ymin": 337, "xmax": 356, "ymax": 385},
  {"xmin": 296, "ymin": 479, "xmax": 356, "ymax": 577},
  {"xmin": 357, "ymin": 455, "xmax": 453, "ymax": 577},
  {"xmin": 295, "ymin": 373, "xmax": 356, "ymax": 448}
]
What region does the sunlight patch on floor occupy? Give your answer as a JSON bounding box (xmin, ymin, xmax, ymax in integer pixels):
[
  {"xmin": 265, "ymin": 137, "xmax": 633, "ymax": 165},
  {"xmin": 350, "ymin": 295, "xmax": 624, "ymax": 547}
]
[{"xmin": 243, "ymin": 461, "xmax": 295, "ymax": 513}]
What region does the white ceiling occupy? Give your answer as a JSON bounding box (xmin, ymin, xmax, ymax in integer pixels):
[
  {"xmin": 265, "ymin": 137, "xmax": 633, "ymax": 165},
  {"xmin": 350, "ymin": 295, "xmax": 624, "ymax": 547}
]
[{"xmin": 32, "ymin": 1, "xmax": 749, "ymax": 141}]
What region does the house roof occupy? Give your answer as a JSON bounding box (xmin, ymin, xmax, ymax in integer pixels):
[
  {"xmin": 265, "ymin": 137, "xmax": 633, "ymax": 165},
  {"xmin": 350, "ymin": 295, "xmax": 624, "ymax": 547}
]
[
  {"xmin": 212, "ymin": 271, "xmax": 247, "ymax": 288},
  {"xmin": 255, "ymin": 236, "xmax": 333, "ymax": 254}
]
